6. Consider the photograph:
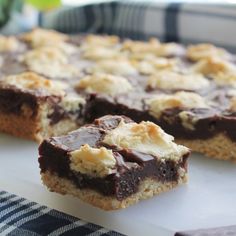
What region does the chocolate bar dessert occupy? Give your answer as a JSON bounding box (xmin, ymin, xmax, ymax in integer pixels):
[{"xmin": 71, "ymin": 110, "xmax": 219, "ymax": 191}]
[
  {"xmin": 1, "ymin": 28, "xmax": 236, "ymax": 160},
  {"xmin": 39, "ymin": 115, "xmax": 189, "ymax": 210}
]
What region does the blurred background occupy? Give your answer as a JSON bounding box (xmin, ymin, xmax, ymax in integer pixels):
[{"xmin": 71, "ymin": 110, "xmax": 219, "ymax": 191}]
[{"xmin": 1, "ymin": 0, "xmax": 236, "ymax": 51}]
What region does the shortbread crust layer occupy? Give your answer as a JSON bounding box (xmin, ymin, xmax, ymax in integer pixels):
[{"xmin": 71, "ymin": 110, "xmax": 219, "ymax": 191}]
[
  {"xmin": 41, "ymin": 171, "xmax": 187, "ymax": 211},
  {"xmin": 177, "ymin": 133, "xmax": 236, "ymax": 161}
]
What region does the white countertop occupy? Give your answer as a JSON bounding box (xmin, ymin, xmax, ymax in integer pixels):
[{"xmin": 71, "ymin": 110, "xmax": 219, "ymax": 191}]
[{"xmin": 0, "ymin": 133, "xmax": 236, "ymax": 236}]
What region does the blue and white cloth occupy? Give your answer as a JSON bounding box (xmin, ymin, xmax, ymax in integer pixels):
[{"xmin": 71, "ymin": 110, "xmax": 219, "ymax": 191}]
[
  {"xmin": 0, "ymin": 190, "xmax": 123, "ymax": 236},
  {"xmin": 42, "ymin": 1, "xmax": 236, "ymax": 52}
]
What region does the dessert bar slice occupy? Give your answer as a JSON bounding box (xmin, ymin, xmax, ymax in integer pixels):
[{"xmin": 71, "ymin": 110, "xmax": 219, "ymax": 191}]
[
  {"xmin": 0, "ymin": 72, "xmax": 85, "ymax": 141},
  {"xmin": 39, "ymin": 115, "xmax": 189, "ymax": 210}
]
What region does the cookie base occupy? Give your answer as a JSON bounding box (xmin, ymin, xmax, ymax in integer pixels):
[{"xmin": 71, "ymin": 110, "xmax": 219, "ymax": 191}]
[
  {"xmin": 41, "ymin": 171, "xmax": 188, "ymax": 211},
  {"xmin": 0, "ymin": 111, "xmax": 40, "ymax": 141},
  {"xmin": 177, "ymin": 133, "xmax": 236, "ymax": 161}
]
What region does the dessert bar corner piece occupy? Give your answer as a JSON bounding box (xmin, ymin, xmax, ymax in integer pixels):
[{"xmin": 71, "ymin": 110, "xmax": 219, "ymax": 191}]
[
  {"xmin": 0, "ymin": 72, "xmax": 85, "ymax": 141},
  {"xmin": 39, "ymin": 115, "xmax": 190, "ymax": 210}
]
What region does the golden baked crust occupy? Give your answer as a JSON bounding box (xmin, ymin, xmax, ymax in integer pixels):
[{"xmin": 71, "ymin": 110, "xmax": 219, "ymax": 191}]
[
  {"xmin": 187, "ymin": 43, "xmax": 231, "ymax": 61},
  {"xmin": 147, "ymin": 91, "xmax": 208, "ymax": 119},
  {"xmin": 76, "ymin": 73, "xmax": 132, "ymax": 95},
  {"xmin": 3, "ymin": 72, "xmax": 67, "ymax": 96},
  {"xmin": 41, "ymin": 171, "xmax": 188, "ymax": 210},
  {"xmin": 21, "ymin": 28, "xmax": 68, "ymax": 47},
  {"xmin": 0, "ymin": 110, "xmax": 41, "ymax": 141},
  {"xmin": 191, "ymin": 57, "xmax": 235, "ymax": 76},
  {"xmin": 70, "ymin": 144, "xmax": 116, "ymax": 177},
  {"xmin": 0, "ymin": 36, "xmax": 20, "ymax": 52},
  {"xmin": 134, "ymin": 58, "xmax": 180, "ymax": 74},
  {"xmin": 147, "ymin": 71, "xmax": 209, "ymax": 90},
  {"xmin": 103, "ymin": 119, "xmax": 189, "ymax": 160},
  {"xmin": 177, "ymin": 133, "xmax": 236, "ymax": 161},
  {"xmin": 84, "ymin": 34, "xmax": 119, "ymax": 47},
  {"xmin": 90, "ymin": 59, "xmax": 137, "ymax": 76},
  {"xmin": 20, "ymin": 48, "xmax": 80, "ymax": 79}
]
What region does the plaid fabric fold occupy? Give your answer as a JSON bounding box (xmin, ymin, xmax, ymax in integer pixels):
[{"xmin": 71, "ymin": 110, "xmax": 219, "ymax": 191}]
[
  {"xmin": 42, "ymin": 1, "xmax": 236, "ymax": 52},
  {"xmin": 0, "ymin": 190, "xmax": 124, "ymax": 236}
]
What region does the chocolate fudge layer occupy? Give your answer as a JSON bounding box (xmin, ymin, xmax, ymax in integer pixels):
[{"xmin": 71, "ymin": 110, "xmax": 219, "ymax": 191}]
[
  {"xmin": 85, "ymin": 92, "xmax": 236, "ymax": 140},
  {"xmin": 39, "ymin": 115, "xmax": 189, "ymax": 210}
]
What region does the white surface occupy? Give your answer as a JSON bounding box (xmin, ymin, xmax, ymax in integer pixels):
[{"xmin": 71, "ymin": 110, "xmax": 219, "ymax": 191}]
[{"xmin": 0, "ymin": 133, "xmax": 236, "ymax": 236}]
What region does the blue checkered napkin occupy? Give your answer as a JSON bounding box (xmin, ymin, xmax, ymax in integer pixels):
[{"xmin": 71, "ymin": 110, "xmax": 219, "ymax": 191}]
[
  {"xmin": 41, "ymin": 1, "xmax": 236, "ymax": 52},
  {"xmin": 0, "ymin": 190, "xmax": 124, "ymax": 236}
]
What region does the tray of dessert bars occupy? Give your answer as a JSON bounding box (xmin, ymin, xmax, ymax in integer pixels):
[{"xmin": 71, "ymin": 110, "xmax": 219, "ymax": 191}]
[{"xmin": 1, "ymin": 29, "xmax": 236, "ymax": 236}]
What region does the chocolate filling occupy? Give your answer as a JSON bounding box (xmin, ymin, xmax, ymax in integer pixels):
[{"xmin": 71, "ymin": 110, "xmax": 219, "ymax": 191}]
[
  {"xmin": 0, "ymin": 86, "xmax": 83, "ymax": 125},
  {"xmin": 39, "ymin": 116, "xmax": 189, "ymax": 200},
  {"xmin": 0, "ymin": 87, "xmax": 39, "ymax": 116},
  {"xmin": 85, "ymin": 93, "xmax": 236, "ymax": 141}
]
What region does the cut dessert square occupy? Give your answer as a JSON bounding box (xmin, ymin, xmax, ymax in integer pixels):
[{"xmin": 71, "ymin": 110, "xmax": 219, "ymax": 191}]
[
  {"xmin": 38, "ymin": 115, "xmax": 189, "ymax": 210},
  {"xmin": 0, "ymin": 72, "xmax": 85, "ymax": 141}
]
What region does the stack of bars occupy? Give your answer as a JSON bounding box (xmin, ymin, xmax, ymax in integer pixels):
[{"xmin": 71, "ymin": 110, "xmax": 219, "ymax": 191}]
[{"xmin": 1, "ymin": 28, "xmax": 236, "ymax": 209}]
